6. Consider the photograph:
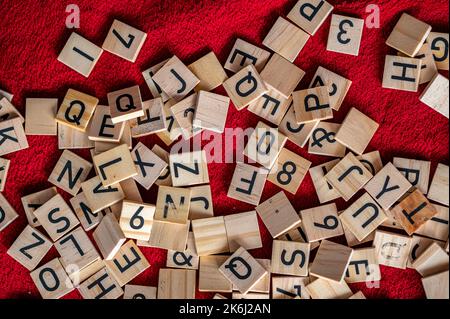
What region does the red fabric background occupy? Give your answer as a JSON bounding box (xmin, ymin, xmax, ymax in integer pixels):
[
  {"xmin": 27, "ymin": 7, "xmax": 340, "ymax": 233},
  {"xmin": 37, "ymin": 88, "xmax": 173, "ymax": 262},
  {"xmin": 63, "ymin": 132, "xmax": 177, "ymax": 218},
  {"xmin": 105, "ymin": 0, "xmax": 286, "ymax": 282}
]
[{"xmin": 0, "ymin": 0, "xmax": 448, "ymax": 299}]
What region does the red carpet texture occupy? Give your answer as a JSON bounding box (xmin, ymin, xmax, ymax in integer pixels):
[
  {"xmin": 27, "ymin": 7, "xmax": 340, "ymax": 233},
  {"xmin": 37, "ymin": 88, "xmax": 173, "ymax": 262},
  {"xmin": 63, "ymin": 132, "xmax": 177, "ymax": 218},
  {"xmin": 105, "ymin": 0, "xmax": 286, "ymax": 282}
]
[{"xmin": 0, "ymin": 0, "xmax": 448, "ymax": 299}]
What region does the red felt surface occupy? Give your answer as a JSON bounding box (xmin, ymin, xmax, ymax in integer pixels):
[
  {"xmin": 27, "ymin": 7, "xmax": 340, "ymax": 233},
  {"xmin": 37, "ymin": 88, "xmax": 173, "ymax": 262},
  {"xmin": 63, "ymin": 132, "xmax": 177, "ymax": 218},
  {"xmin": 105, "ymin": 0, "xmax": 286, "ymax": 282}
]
[{"xmin": 0, "ymin": 0, "xmax": 448, "ymax": 299}]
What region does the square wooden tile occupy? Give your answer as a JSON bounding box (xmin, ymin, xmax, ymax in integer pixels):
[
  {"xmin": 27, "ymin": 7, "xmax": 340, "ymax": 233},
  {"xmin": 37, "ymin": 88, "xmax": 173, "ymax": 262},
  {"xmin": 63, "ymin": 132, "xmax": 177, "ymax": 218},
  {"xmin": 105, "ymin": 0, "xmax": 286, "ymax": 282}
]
[
  {"xmin": 30, "ymin": 258, "xmax": 74, "ymax": 299},
  {"xmin": 300, "ymin": 203, "xmax": 343, "ymax": 242},
  {"xmin": 33, "ymin": 194, "xmax": 80, "ymax": 242},
  {"xmin": 308, "ymin": 122, "xmax": 346, "ymax": 157},
  {"xmin": 415, "ymin": 204, "xmax": 449, "ymax": 242},
  {"xmin": 399, "ymin": 42, "xmax": 438, "ymax": 84},
  {"xmin": 412, "ymin": 242, "xmax": 449, "ymax": 277},
  {"xmin": 119, "ymin": 200, "xmax": 155, "ymax": 241},
  {"xmin": 102, "ymin": 19, "xmax": 147, "ymax": 62},
  {"xmin": 287, "ymin": 0, "xmax": 333, "ymax": 35},
  {"xmin": 48, "ymin": 150, "xmax": 92, "ymax": 196},
  {"xmin": 157, "ymin": 268, "xmax": 196, "ymax": 299},
  {"xmin": 272, "ymin": 276, "xmax": 311, "ymax": 299},
  {"xmin": 409, "ymin": 236, "xmax": 444, "ymax": 268},
  {"xmin": 386, "ymin": 13, "xmax": 432, "ymax": 57},
  {"xmin": 56, "ymin": 89, "xmax": 98, "ymax": 132},
  {"xmin": 142, "ymin": 59, "xmax": 170, "ymax": 101},
  {"xmin": 57, "ymin": 32, "xmax": 103, "ymax": 77},
  {"xmin": 422, "ymin": 270, "xmax": 449, "ymax": 299},
  {"xmin": 189, "ymin": 185, "xmax": 214, "ymax": 220},
  {"xmin": 219, "ymin": 247, "xmax": 268, "ymax": 294},
  {"xmin": 345, "ymin": 247, "xmax": 380, "ymax": 283},
  {"xmin": 279, "ymin": 105, "xmax": 319, "ymax": 148},
  {"xmin": 382, "ymin": 55, "xmax": 422, "ymax": 92},
  {"xmin": 310, "ymin": 240, "xmax": 353, "ymax": 282},
  {"xmin": 25, "ymin": 98, "xmax": 58, "ymax": 135},
  {"xmin": 223, "ymin": 64, "xmax": 268, "ymax": 110},
  {"xmin": 325, "ymin": 153, "xmax": 373, "ymax": 201},
  {"xmin": 263, "ymin": 16, "xmax": 310, "ymax": 62},
  {"xmin": 327, "ymin": 14, "xmax": 364, "ymax": 56},
  {"xmin": 365, "ymin": 162, "xmax": 412, "ymax": 210},
  {"xmin": 335, "ymin": 107, "xmax": 379, "ymax": 155},
  {"xmin": 78, "ymin": 268, "xmax": 123, "ymax": 299},
  {"xmin": 227, "ymin": 163, "xmax": 268, "ymax": 206},
  {"xmin": 267, "ymin": 148, "xmax": 312, "ymax": 194},
  {"xmin": 69, "ymin": 192, "xmax": 104, "ymax": 231},
  {"xmin": 21, "ymin": 187, "xmax": 57, "ymax": 227},
  {"xmin": 248, "ymin": 86, "xmax": 292, "ymax": 126},
  {"xmin": 130, "ymin": 98, "xmax": 166, "ymax": 137},
  {"xmin": 152, "ymin": 56, "xmax": 200, "ymax": 102},
  {"xmin": 0, "ymin": 117, "xmax": 29, "ymax": 156},
  {"xmin": 154, "ymin": 186, "xmax": 191, "ymax": 224},
  {"xmin": 420, "ymin": 73, "xmax": 449, "ymax": 118},
  {"xmin": 293, "ymin": 86, "xmax": 332, "ymax": 123},
  {"xmin": 145, "ymin": 220, "xmax": 189, "ymax": 251},
  {"xmin": 7, "ymin": 225, "xmax": 52, "ymax": 271},
  {"xmin": 170, "ymin": 94, "xmax": 203, "ymax": 140},
  {"xmin": 428, "ymin": 163, "xmax": 449, "ymax": 206},
  {"xmin": 393, "ymin": 157, "xmax": 431, "ymax": 195},
  {"xmin": 339, "ymin": 192, "xmax": 387, "ymax": 241},
  {"xmin": 192, "ymin": 216, "xmax": 229, "ymax": 256},
  {"xmin": 81, "ymin": 175, "xmax": 125, "ymax": 213},
  {"xmin": 167, "ymin": 232, "xmax": 199, "ymax": 270},
  {"xmin": 193, "ymin": 91, "xmax": 230, "ymax": 133},
  {"xmin": 309, "ymin": 159, "xmax": 341, "ymax": 204},
  {"xmin": 256, "ymin": 191, "xmax": 302, "ymax": 238},
  {"xmin": 224, "ymin": 211, "xmax": 262, "ymax": 252},
  {"xmin": 427, "ymin": 32, "xmax": 449, "ymax": 70},
  {"xmin": 199, "ymin": 256, "xmax": 232, "ymax": 292},
  {"xmin": 373, "ymin": 230, "xmax": 412, "ymax": 269},
  {"xmin": 260, "ymin": 53, "xmax": 305, "ymax": 98},
  {"xmin": 87, "ymin": 105, "xmax": 124, "ymax": 142},
  {"xmin": 107, "ymin": 85, "xmax": 144, "ymax": 124},
  {"xmin": 224, "ymin": 38, "xmax": 271, "ymax": 73},
  {"xmin": 58, "ymin": 122, "xmax": 94, "ymax": 149},
  {"xmin": 271, "ymin": 240, "xmax": 310, "ymax": 276},
  {"xmin": 188, "ymin": 52, "xmax": 228, "ymax": 92},
  {"xmin": 131, "ymin": 142, "xmax": 167, "ymax": 190}
]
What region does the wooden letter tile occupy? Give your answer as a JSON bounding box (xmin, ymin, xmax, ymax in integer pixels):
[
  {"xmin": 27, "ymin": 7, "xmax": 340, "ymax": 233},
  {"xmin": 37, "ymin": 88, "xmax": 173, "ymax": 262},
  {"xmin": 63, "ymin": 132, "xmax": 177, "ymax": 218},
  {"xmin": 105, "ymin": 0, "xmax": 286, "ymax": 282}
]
[
  {"xmin": 167, "ymin": 232, "xmax": 199, "ymax": 270},
  {"xmin": 224, "ymin": 211, "xmax": 262, "ymax": 252},
  {"xmin": 188, "ymin": 51, "xmax": 228, "ymax": 91},
  {"xmin": 57, "ymin": 32, "xmax": 103, "ymax": 77},
  {"xmin": 260, "ymin": 53, "xmax": 305, "ymax": 98},
  {"xmin": 279, "ymin": 105, "xmax": 319, "ymax": 148},
  {"xmin": 428, "ymin": 163, "xmax": 449, "ymax": 206},
  {"xmin": 420, "ymin": 73, "xmax": 449, "ymax": 119},
  {"xmin": 48, "ymin": 150, "xmax": 92, "ymax": 195},
  {"xmin": 123, "ymin": 285, "xmax": 157, "ymax": 299},
  {"xmin": 373, "ymin": 230, "xmax": 412, "ymax": 269},
  {"xmin": 386, "ymin": 13, "xmax": 432, "ymax": 57},
  {"xmin": 382, "ymin": 55, "xmax": 422, "ymax": 92},
  {"xmin": 107, "ymin": 85, "xmax": 144, "ymax": 124},
  {"xmin": 0, "ymin": 157, "xmax": 10, "ymax": 192},
  {"xmin": 30, "ymin": 258, "xmax": 74, "ymax": 299},
  {"xmin": 271, "ymin": 240, "xmax": 310, "ymax": 276},
  {"xmin": 157, "ymin": 269, "xmax": 196, "ymax": 299},
  {"xmin": 327, "ymin": 15, "xmax": 364, "ymax": 56},
  {"xmin": 392, "ymin": 158, "xmax": 430, "ymax": 195},
  {"xmin": 325, "ymin": 153, "xmax": 373, "ymax": 201},
  {"xmin": 308, "ymin": 122, "xmax": 346, "ymax": 157},
  {"xmin": 412, "ymin": 242, "xmax": 449, "ymax": 277},
  {"xmin": 21, "ymin": 187, "xmax": 57, "ymax": 227},
  {"xmin": 193, "ymin": 91, "xmax": 230, "ymax": 133},
  {"xmin": 309, "ymin": 159, "xmax": 341, "ymax": 204},
  {"xmin": 56, "ymin": 89, "xmax": 98, "ymax": 132},
  {"xmin": 93, "ymin": 213, "xmax": 126, "ymax": 260},
  {"xmin": 154, "ymin": 186, "xmax": 191, "ymax": 224},
  {"xmin": 293, "ymin": 87, "xmax": 332, "ymax": 123},
  {"xmin": 189, "ymin": 185, "xmax": 214, "ymax": 220},
  {"xmin": 263, "ymin": 17, "xmax": 310, "ymax": 62},
  {"xmin": 365, "ymin": 162, "xmax": 413, "ymax": 210},
  {"xmin": 81, "ymin": 175, "xmax": 125, "ymax": 213},
  {"xmin": 102, "ymin": 19, "xmax": 147, "ymax": 62},
  {"xmin": 169, "ymin": 150, "xmax": 209, "ymax": 187},
  {"xmin": 170, "ymin": 94, "xmax": 202, "ymax": 140},
  {"xmin": 7, "ymin": 225, "xmax": 52, "ymax": 271},
  {"xmin": 345, "ymin": 247, "xmax": 381, "ymax": 283},
  {"xmin": 142, "ymin": 220, "xmax": 188, "ymax": 251},
  {"xmin": 88, "ymin": 105, "xmax": 125, "ymax": 142},
  {"xmin": 422, "ymin": 270, "xmax": 449, "ymax": 299},
  {"xmin": 59, "ymin": 123, "xmax": 95, "ymax": 149},
  {"xmin": 310, "ymin": 240, "xmax": 353, "ymax": 282},
  {"xmin": 70, "ymin": 192, "xmax": 104, "ymax": 231},
  {"xmin": 119, "ymin": 200, "xmax": 155, "ymax": 241},
  {"xmin": 142, "ymin": 59, "xmax": 170, "ymax": 101},
  {"xmin": 130, "ymin": 98, "xmax": 166, "ymax": 137},
  {"xmin": 428, "ymin": 32, "xmax": 449, "ymax": 70},
  {"xmin": 153, "ymin": 56, "xmax": 200, "ymax": 102},
  {"xmin": 243, "ymin": 121, "xmax": 287, "ymax": 169},
  {"xmin": 309, "ymin": 66, "xmax": 352, "ymax": 111},
  {"xmin": 0, "ymin": 117, "xmax": 29, "ymax": 156},
  {"xmin": 93, "ymin": 144, "xmax": 137, "ymax": 187},
  {"xmin": 390, "ymin": 188, "xmax": 438, "ymax": 235},
  {"xmin": 268, "ymin": 148, "xmax": 312, "ymax": 194},
  {"xmin": 223, "ymin": 64, "xmax": 268, "ymax": 110},
  {"xmin": 219, "ymin": 247, "xmax": 268, "ymax": 294},
  {"xmin": 33, "ymin": 194, "xmax": 80, "ymax": 242},
  {"xmin": 287, "ymin": 0, "xmax": 333, "ymax": 35},
  {"xmin": 335, "ymin": 107, "xmax": 379, "ymax": 155},
  {"xmin": 225, "ymin": 38, "xmax": 271, "ymax": 73},
  {"xmin": 399, "ymin": 42, "xmax": 438, "ymax": 84},
  {"xmin": 105, "ymin": 240, "xmax": 150, "ymax": 286},
  {"xmin": 192, "ymin": 216, "xmax": 229, "ymax": 256},
  {"xmin": 199, "ymin": 256, "xmax": 232, "ymax": 292},
  {"xmin": 339, "ymin": 193, "xmax": 387, "ymax": 241},
  {"xmin": 248, "ymin": 87, "xmax": 292, "ymax": 126},
  {"xmin": 227, "ymin": 163, "xmax": 268, "ymax": 206},
  {"xmin": 272, "ymin": 276, "xmax": 310, "ymax": 299},
  {"xmin": 78, "ymin": 268, "xmax": 123, "ymax": 299},
  {"xmin": 300, "ymin": 203, "xmax": 343, "ymax": 242},
  {"xmin": 25, "ymin": 98, "xmax": 58, "ymax": 135},
  {"xmin": 131, "ymin": 142, "xmax": 167, "ymax": 190}
]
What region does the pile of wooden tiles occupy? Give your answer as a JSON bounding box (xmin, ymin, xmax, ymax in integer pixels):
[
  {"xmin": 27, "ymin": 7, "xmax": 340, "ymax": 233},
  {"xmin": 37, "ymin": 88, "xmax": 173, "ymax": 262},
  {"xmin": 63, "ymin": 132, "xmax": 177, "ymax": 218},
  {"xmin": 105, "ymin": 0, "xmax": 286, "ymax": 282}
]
[{"xmin": 0, "ymin": 0, "xmax": 448, "ymax": 300}]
